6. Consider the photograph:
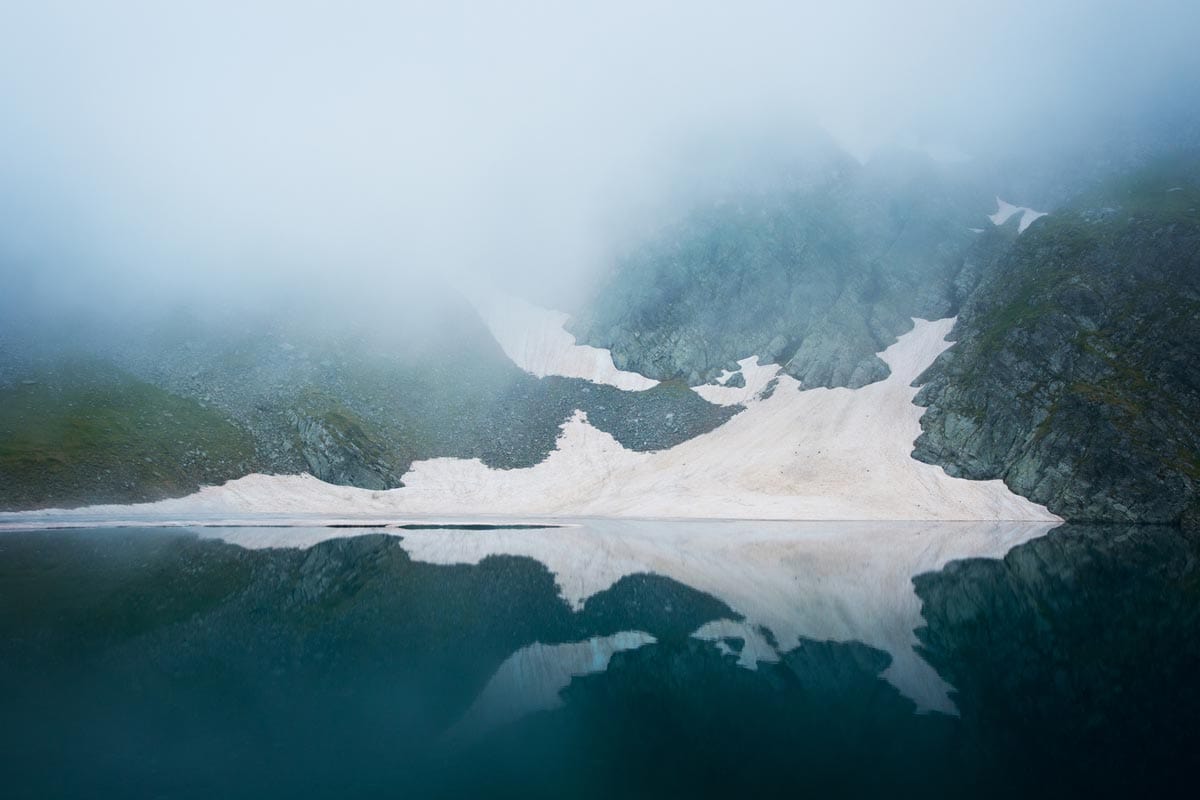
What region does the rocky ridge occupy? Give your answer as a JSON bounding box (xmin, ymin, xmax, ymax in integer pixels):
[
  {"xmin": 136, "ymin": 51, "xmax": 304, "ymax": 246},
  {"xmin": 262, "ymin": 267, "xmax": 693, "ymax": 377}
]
[{"xmin": 913, "ymin": 163, "xmax": 1200, "ymax": 524}]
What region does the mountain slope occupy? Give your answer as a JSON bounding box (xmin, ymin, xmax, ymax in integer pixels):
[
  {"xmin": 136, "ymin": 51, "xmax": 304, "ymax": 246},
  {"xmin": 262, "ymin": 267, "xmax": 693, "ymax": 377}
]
[
  {"xmin": 569, "ymin": 150, "xmax": 996, "ymax": 389},
  {"xmin": 0, "ymin": 362, "xmax": 259, "ymax": 508},
  {"xmin": 0, "ymin": 319, "xmax": 1056, "ymax": 522},
  {"xmin": 0, "ymin": 292, "xmax": 735, "ymax": 510},
  {"xmin": 913, "ymin": 163, "xmax": 1200, "ymax": 524}
]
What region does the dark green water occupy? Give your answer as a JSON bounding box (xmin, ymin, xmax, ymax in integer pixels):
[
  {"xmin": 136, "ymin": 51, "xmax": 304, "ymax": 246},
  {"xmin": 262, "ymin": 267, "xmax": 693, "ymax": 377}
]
[{"xmin": 1, "ymin": 523, "xmax": 1197, "ymax": 798}]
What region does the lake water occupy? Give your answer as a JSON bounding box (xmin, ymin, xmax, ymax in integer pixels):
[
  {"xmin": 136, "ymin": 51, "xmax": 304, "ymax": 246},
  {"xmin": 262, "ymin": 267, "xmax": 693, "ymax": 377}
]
[{"xmin": 1, "ymin": 519, "xmax": 1196, "ymax": 798}]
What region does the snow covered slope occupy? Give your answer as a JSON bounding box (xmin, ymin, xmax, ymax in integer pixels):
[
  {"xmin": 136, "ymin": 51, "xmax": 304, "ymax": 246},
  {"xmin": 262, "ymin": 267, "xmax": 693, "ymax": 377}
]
[
  {"xmin": 468, "ymin": 291, "xmax": 658, "ymax": 391},
  {"xmin": 385, "ymin": 316, "xmax": 1055, "ymax": 519},
  {"xmin": 989, "ymin": 196, "xmax": 1047, "ymax": 233},
  {"xmin": 0, "ymin": 312, "xmax": 1057, "ymax": 522},
  {"xmin": 693, "ymin": 357, "xmax": 780, "ymax": 406}
]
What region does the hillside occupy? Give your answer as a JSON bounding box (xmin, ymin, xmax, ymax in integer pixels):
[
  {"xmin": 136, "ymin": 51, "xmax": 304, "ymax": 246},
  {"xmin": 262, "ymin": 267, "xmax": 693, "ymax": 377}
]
[{"xmin": 914, "ymin": 162, "xmax": 1200, "ymax": 524}]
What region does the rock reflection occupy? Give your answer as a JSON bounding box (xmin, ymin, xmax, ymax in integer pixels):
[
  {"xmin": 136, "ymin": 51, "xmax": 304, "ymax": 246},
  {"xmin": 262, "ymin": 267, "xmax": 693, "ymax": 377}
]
[
  {"xmin": 3, "ymin": 520, "xmax": 1194, "ymax": 798},
  {"xmin": 445, "ymin": 631, "xmax": 656, "ymax": 743},
  {"xmin": 396, "ymin": 518, "xmax": 1055, "ymax": 713}
]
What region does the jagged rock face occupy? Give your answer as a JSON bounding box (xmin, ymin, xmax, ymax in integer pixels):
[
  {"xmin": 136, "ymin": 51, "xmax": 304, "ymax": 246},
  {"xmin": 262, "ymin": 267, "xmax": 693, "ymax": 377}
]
[
  {"xmin": 287, "ymin": 410, "xmax": 403, "ymax": 490},
  {"xmin": 570, "ymin": 150, "xmax": 994, "ymax": 389},
  {"xmin": 914, "ymin": 167, "xmax": 1200, "ymax": 524}
]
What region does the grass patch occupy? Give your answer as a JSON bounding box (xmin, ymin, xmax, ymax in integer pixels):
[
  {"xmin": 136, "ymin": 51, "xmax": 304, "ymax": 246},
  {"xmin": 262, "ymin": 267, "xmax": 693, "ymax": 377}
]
[{"xmin": 0, "ymin": 360, "xmax": 258, "ymax": 509}]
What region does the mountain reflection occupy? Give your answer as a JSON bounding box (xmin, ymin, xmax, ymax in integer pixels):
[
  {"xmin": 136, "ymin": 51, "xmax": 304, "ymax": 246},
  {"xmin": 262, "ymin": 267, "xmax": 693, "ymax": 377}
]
[{"xmin": 0, "ymin": 520, "xmax": 1195, "ymax": 798}]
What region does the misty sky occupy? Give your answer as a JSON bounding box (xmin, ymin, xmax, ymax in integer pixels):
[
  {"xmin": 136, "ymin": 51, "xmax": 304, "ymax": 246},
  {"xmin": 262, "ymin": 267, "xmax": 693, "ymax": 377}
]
[{"xmin": 2, "ymin": 0, "xmax": 1198, "ymax": 316}]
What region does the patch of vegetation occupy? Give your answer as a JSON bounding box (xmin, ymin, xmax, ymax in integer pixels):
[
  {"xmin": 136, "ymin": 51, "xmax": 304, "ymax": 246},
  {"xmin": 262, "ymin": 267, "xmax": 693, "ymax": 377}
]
[{"xmin": 0, "ymin": 360, "xmax": 259, "ymax": 509}]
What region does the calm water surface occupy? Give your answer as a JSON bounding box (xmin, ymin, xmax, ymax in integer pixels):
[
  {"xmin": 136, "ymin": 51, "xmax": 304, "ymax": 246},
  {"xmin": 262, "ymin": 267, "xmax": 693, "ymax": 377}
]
[{"xmin": 1, "ymin": 520, "xmax": 1197, "ymax": 798}]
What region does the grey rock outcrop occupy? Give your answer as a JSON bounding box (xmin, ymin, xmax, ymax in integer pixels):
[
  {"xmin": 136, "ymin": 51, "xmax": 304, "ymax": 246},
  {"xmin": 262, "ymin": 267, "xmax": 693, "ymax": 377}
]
[
  {"xmin": 570, "ymin": 148, "xmax": 995, "ymax": 389},
  {"xmin": 287, "ymin": 410, "xmax": 403, "ymax": 490},
  {"xmin": 914, "ymin": 167, "xmax": 1200, "ymax": 523}
]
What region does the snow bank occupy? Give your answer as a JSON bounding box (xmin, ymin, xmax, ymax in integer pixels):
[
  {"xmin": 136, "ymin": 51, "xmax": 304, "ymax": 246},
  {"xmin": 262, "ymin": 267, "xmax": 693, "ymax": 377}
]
[
  {"xmin": 989, "ymin": 196, "xmax": 1047, "ymax": 233},
  {"xmin": 0, "ymin": 316, "xmax": 1059, "ymax": 524},
  {"xmin": 385, "ymin": 317, "xmax": 1057, "ymax": 520},
  {"xmin": 469, "ymin": 291, "xmax": 658, "ymax": 391},
  {"xmin": 692, "ymin": 356, "xmax": 781, "ymax": 406}
]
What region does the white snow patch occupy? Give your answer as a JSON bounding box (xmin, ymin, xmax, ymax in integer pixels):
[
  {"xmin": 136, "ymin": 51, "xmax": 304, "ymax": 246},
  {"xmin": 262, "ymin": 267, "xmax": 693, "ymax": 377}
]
[
  {"xmin": 444, "ymin": 631, "xmax": 655, "ymax": 743},
  {"xmin": 384, "ymin": 317, "xmax": 1057, "ymax": 520},
  {"xmin": 0, "ymin": 317, "xmax": 1059, "ymax": 524},
  {"xmin": 692, "ymin": 356, "xmax": 781, "ymax": 406},
  {"xmin": 989, "ymin": 196, "xmax": 1048, "ymax": 233},
  {"xmin": 468, "ymin": 290, "xmax": 658, "ymax": 391}
]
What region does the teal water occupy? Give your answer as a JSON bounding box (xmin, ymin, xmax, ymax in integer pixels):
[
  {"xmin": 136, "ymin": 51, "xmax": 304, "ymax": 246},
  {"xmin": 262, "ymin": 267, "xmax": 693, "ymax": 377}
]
[{"xmin": 0, "ymin": 522, "xmax": 1196, "ymax": 798}]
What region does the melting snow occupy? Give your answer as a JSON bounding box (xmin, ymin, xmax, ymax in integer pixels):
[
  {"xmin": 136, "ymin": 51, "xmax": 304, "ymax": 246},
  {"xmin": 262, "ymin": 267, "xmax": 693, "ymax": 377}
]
[
  {"xmin": 468, "ymin": 290, "xmax": 658, "ymax": 391},
  {"xmin": 0, "ymin": 315, "xmax": 1058, "ymax": 523},
  {"xmin": 385, "ymin": 316, "xmax": 1057, "ymax": 520},
  {"xmin": 989, "ymin": 196, "xmax": 1047, "ymax": 233},
  {"xmin": 693, "ymin": 356, "xmax": 781, "ymax": 407}
]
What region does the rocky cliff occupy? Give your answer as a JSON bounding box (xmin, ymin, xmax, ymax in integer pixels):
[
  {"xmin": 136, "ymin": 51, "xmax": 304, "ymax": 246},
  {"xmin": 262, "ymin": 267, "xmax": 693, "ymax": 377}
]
[
  {"xmin": 914, "ymin": 163, "xmax": 1200, "ymax": 524},
  {"xmin": 569, "ymin": 150, "xmax": 994, "ymax": 388}
]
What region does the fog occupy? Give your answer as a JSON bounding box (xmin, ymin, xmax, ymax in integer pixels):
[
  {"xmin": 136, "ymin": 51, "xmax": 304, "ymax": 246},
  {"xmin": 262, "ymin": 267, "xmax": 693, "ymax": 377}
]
[{"xmin": 1, "ymin": 0, "xmax": 1198, "ymax": 323}]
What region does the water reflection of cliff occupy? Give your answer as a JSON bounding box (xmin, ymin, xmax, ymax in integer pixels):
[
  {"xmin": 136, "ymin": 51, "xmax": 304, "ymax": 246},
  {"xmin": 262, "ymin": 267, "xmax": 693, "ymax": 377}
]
[{"xmin": 1, "ymin": 521, "xmax": 1195, "ymax": 798}]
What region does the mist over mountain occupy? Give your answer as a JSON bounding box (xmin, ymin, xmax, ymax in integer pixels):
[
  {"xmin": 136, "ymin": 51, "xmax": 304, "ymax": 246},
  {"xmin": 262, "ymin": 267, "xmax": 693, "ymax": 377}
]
[{"xmin": 3, "ymin": 1, "xmax": 1199, "ymax": 313}]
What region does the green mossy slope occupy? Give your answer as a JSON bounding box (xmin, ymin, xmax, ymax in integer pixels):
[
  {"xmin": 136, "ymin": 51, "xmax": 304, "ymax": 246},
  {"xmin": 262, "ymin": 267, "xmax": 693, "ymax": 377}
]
[{"xmin": 0, "ymin": 362, "xmax": 259, "ymax": 509}]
